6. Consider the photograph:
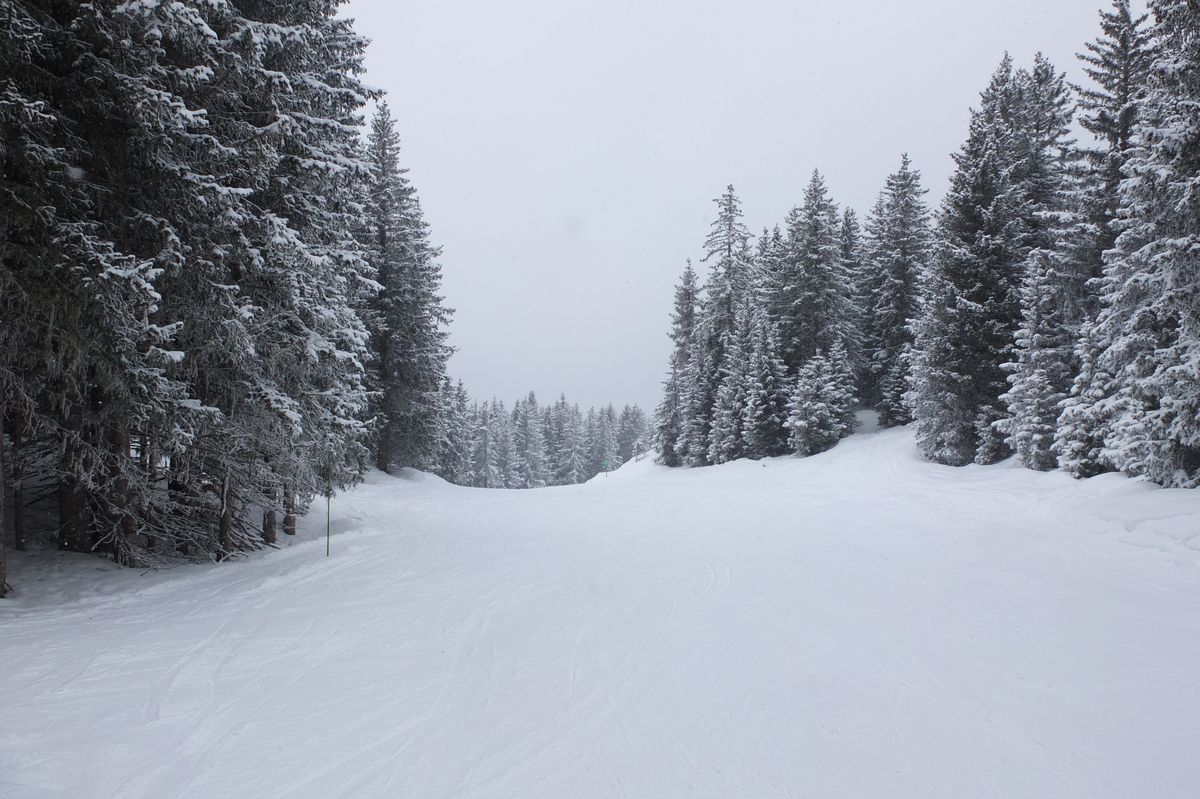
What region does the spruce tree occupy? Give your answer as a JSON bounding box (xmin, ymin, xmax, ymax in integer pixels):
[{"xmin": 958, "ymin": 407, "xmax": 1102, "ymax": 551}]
[
  {"xmin": 513, "ymin": 392, "xmax": 549, "ymax": 488},
  {"xmin": 1074, "ymin": 0, "xmax": 1156, "ymax": 311},
  {"xmin": 997, "ymin": 251, "xmax": 1076, "ymax": 470},
  {"xmin": 909, "ymin": 54, "xmax": 1075, "ymax": 466},
  {"xmin": 653, "ymin": 261, "xmax": 701, "ymax": 466},
  {"xmin": 786, "ymin": 348, "xmax": 857, "ymax": 457},
  {"xmin": 740, "ymin": 309, "xmax": 792, "ymax": 459},
  {"xmin": 1083, "ymin": 0, "xmax": 1200, "ymax": 486},
  {"xmin": 776, "ymin": 171, "xmax": 856, "ymax": 373},
  {"xmin": 617, "ymin": 405, "xmax": 648, "ymax": 463},
  {"xmin": 554, "ymin": 400, "xmax": 589, "ymax": 484},
  {"xmin": 862, "ymin": 154, "xmax": 933, "ymax": 428},
  {"xmin": 364, "ymin": 103, "xmax": 452, "ymax": 473},
  {"xmin": 1054, "ymin": 0, "xmax": 1156, "ymax": 477}
]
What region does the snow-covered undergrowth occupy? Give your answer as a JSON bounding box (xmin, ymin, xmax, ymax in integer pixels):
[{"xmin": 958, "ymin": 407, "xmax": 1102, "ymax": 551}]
[{"xmin": 3, "ymin": 426, "xmax": 1200, "ymax": 798}]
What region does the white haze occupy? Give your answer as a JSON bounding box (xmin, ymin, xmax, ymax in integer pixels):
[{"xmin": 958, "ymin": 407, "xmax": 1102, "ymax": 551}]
[{"xmin": 341, "ymin": 0, "xmax": 1138, "ymax": 411}]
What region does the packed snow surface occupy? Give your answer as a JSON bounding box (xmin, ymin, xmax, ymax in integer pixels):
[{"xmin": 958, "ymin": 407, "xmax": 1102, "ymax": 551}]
[{"xmin": 4, "ymin": 426, "xmax": 1200, "ymax": 798}]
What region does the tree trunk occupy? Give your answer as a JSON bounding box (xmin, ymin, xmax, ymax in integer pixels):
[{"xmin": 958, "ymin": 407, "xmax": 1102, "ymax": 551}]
[
  {"xmin": 12, "ymin": 413, "xmax": 25, "ymax": 552},
  {"xmin": 283, "ymin": 490, "xmax": 296, "ymax": 536},
  {"xmin": 59, "ymin": 477, "xmax": 88, "ymax": 552},
  {"xmin": 110, "ymin": 427, "xmax": 136, "ymax": 566},
  {"xmin": 218, "ymin": 472, "xmax": 233, "ymax": 558},
  {"xmin": 1, "ymin": 412, "xmax": 9, "ymax": 597},
  {"xmin": 262, "ymin": 485, "xmax": 277, "ymax": 545}
]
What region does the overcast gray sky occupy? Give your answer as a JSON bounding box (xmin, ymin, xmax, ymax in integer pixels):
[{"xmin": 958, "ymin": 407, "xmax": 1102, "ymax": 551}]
[{"xmin": 342, "ymin": 0, "xmax": 1135, "ymax": 412}]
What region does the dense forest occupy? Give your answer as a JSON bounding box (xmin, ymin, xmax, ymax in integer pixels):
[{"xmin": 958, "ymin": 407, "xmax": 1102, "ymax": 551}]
[
  {"xmin": 0, "ymin": 0, "xmax": 643, "ymax": 594},
  {"xmin": 4, "ymin": 0, "xmax": 1200, "ymax": 596},
  {"xmin": 655, "ymin": 1, "xmax": 1200, "ymax": 492}
]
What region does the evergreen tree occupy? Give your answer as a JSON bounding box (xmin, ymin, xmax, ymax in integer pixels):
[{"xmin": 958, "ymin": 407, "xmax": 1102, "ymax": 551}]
[
  {"xmin": 653, "ymin": 261, "xmax": 701, "ymax": 466},
  {"xmin": 775, "ymin": 171, "xmax": 857, "ymax": 373},
  {"xmin": 1074, "ymin": 0, "xmax": 1156, "ymax": 313},
  {"xmin": 837, "ymin": 207, "xmax": 867, "ymax": 381},
  {"xmin": 469, "ymin": 402, "xmax": 501, "ymax": 489},
  {"xmin": 862, "ymin": 154, "xmax": 933, "ymax": 427},
  {"xmin": 707, "ymin": 313, "xmax": 750, "ymax": 464},
  {"xmin": 432, "ymin": 378, "xmax": 474, "ymax": 485},
  {"xmin": 590, "ymin": 404, "xmax": 621, "ymax": 474},
  {"xmin": 1083, "ymin": 0, "xmax": 1200, "ymax": 486},
  {"xmin": 997, "ymin": 251, "xmax": 1076, "ymax": 470},
  {"xmin": 364, "ymin": 103, "xmax": 452, "ymax": 473},
  {"xmin": 786, "ymin": 348, "xmax": 857, "ymax": 457},
  {"xmin": 740, "ymin": 310, "xmax": 792, "ymax": 459},
  {"xmin": 554, "ymin": 400, "xmax": 589, "ymax": 485},
  {"xmin": 1053, "ymin": 0, "xmax": 1156, "ymax": 478},
  {"xmin": 908, "ymin": 54, "xmax": 1075, "ymax": 466},
  {"xmin": 512, "ymin": 392, "xmax": 549, "ymax": 488},
  {"xmin": 1054, "ymin": 323, "xmax": 1117, "ymax": 477},
  {"xmin": 617, "ymin": 405, "xmax": 648, "ymax": 463}
]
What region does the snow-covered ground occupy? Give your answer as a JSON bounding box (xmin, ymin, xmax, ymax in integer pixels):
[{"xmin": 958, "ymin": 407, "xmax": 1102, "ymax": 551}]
[{"xmin": 3, "ymin": 425, "xmax": 1200, "ymax": 798}]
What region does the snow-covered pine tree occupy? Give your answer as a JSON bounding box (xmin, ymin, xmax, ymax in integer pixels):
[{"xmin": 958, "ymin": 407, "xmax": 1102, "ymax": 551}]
[
  {"xmin": 653, "ymin": 261, "xmax": 701, "ymax": 466},
  {"xmin": 1054, "ymin": 322, "xmax": 1117, "ymax": 477},
  {"xmin": 364, "ymin": 103, "xmax": 452, "ymax": 474},
  {"xmin": 432, "ymin": 378, "xmax": 475, "ymax": 485},
  {"xmin": 512, "ymin": 392, "xmax": 549, "ymax": 488},
  {"xmin": 909, "ymin": 54, "xmax": 1075, "ymax": 466},
  {"xmin": 740, "ymin": 308, "xmax": 792, "ymax": 459},
  {"xmin": 490, "ymin": 400, "xmax": 519, "ymax": 488},
  {"xmin": 1, "ymin": 0, "xmax": 257, "ymax": 562},
  {"xmin": 775, "ymin": 171, "xmax": 859, "ymax": 375},
  {"xmin": 617, "ymin": 405, "xmax": 648, "ymax": 463},
  {"xmin": 469, "ymin": 402, "xmax": 500, "ymax": 488},
  {"xmin": 862, "ymin": 155, "xmax": 933, "ymax": 428},
  {"xmin": 707, "ymin": 311, "xmax": 751, "ymax": 465},
  {"xmin": 837, "ymin": 207, "xmax": 867, "ymax": 381},
  {"xmin": 690, "ymin": 187, "xmax": 755, "ymax": 464},
  {"xmin": 589, "ymin": 404, "xmax": 622, "ymax": 474},
  {"xmin": 1082, "ymin": 0, "xmax": 1200, "ymax": 486},
  {"xmin": 678, "ymin": 325, "xmax": 716, "ymax": 467},
  {"xmin": 1073, "ymin": 0, "xmax": 1156, "ymax": 314},
  {"xmin": 554, "ymin": 399, "xmax": 589, "ymax": 485},
  {"xmin": 1053, "ymin": 0, "xmax": 1156, "ymax": 477},
  {"xmin": 997, "ymin": 251, "xmax": 1077, "ymax": 470},
  {"xmin": 997, "ymin": 56, "xmax": 1088, "ymax": 469},
  {"xmin": 829, "ymin": 340, "xmax": 860, "ymax": 437},
  {"xmin": 786, "ymin": 348, "xmax": 857, "ymax": 457}
]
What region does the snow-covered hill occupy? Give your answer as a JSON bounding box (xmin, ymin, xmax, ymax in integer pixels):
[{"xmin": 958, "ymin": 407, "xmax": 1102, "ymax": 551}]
[{"xmin": 3, "ymin": 426, "xmax": 1199, "ymax": 798}]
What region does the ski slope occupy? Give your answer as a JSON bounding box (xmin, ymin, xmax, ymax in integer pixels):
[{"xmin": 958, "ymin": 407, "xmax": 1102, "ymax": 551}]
[{"xmin": 3, "ymin": 425, "xmax": 1200, "ymax": 798}]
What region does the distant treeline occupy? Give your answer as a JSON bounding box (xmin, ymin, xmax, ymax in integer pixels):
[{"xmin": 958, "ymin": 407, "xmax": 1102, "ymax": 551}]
[{"xmin": 429, "ymin": 388, "xmax": 648, "ymax": 489}]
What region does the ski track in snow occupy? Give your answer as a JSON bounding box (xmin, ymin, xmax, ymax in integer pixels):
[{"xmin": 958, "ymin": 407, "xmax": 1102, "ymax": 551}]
[{"xmin": 3, "ymin": 427, "xmax": 1200, "ymax": 798}]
